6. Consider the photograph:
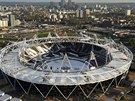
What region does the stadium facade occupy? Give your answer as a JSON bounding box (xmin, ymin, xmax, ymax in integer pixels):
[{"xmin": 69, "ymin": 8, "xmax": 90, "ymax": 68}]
[{"xmin": 0, "ymin": 33, "xmax": 133, "ymax": 100}]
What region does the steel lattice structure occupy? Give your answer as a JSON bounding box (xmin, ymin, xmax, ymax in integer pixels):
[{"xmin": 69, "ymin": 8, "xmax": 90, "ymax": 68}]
[{"xmin": 0, "ymin": 33, "xmax": 133, "ymax": 100}]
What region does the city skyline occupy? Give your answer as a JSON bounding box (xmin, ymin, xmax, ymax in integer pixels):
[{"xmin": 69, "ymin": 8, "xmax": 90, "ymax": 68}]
[{"xmin": 0, "ymin": 0, "xmax": 135, "ymax": 3}]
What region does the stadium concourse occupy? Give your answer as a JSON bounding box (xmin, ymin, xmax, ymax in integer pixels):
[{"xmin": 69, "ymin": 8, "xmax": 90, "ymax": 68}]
[{"xmin": 0, "ymin": 32, "xmax": 133, "ymax": 100}]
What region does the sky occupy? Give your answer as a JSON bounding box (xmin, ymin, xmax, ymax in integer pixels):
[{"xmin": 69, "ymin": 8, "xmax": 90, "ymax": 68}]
[{"xmin": 0, "ymin": 0, "xmax": 134, "ymax": 3}]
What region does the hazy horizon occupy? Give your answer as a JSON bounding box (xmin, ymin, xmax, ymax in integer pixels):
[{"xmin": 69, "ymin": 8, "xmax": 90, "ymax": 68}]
[{"xmin": 0, "ymin": 0, "xmax": 135, "ymax": 3}]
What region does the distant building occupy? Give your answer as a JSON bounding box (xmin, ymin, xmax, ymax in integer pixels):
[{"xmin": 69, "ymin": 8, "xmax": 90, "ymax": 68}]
[
  {"xmin": 84, "ymin": 9, "xmax": 90, "ymax": 17},
  {"xmin": 1, "ymin": 6, "xmax": 9, "ymax": 11},
  {"xmin": 0, "ymin": 19, "xmax": 8, "ymax": 27},
  {"xmin": 8, "ymin": 14, "xmax": 16, "ymax": 27},
  {"xmin": 80, "ymin": 10, "xmax": 83, "ymax": 18},
  {"xmin": 58, "ymin": 14, "xmax": 63, "ymax": 19},
  {"xmin": 96, "ymin": 4, "xmax": 101, "ymax": 9},
  {"xmin": 126, "ymin": 9, "xmax": 131, "ymax": 16},
  {"xmin": 50, "ymin": 14, "xmax": 58, "ymax": 22},
  {"xmin": 76, "ymin": 10, "xmax": 79, "ymax": 18},
  {"xmin": 68, "ymin": 0, "xmax": 72, "ymax": 5},
  {"xmin": 76, "ymin": 9, "xmax": 84, "ymax": 18},
  {"xmin": 67, "ymin": 0, "xmax": 74, "ymax": 8},
  {"xmin": 60, "ymin": 0, "xmax": 66, "ymax": 7},
  {"xmin": 15, "ymin": 19, "xmax": 21, "ymax": 26},
  {"xmin": 84, "ymin": 3, "xmax": 87, "ymax": 9}
]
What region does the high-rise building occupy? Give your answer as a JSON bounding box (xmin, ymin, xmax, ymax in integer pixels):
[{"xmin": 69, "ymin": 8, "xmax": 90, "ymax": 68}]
[
  {"xmin": 68, "ymin": 0, "xmax": 72, "ymax": 6},
  {"xmin": 8, "ymin": 14, "xmax": 16, "ymax": 27},
  {"xmin": 60, "ymin": 0, "xmax": 66, "ymax": 7},
  {"xmin": 126, "ymin": 9, "xmax": 131, "ymax": 16},
  {"xmin": 76, "ymin": 9, "xmax": 84, "ymax": 18},
  {"xmin": 76, "ymin": 10, "xmax": 80, "ymax": 18},
  {"xmin": 80, "ymin": 10, "xmax": 84, "ymax": 18},
  {"xmin": 84, "ymin": 3, "xmax": 87, "ymax": 9}
]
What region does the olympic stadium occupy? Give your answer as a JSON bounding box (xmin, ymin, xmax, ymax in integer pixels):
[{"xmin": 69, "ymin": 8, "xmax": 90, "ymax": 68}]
[{"xmin": 0, "ymin": 33, "xmax": 133, "ymax": 100}]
